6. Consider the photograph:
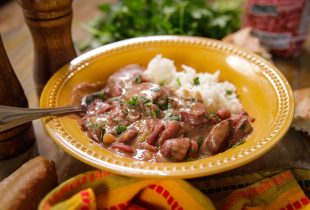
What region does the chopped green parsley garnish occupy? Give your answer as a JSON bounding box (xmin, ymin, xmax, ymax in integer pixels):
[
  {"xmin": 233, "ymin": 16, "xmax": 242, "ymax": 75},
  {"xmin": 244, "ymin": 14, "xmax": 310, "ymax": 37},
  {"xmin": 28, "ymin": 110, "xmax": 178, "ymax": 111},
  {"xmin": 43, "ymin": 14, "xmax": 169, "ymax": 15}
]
[
  {"xmin": 134, "ymin": 75, "xmax": 142, "ymax": 84},
  {"xmin": 151, "ymin": 109, "xmax": 160, "ymax": 118},
  {"xmin": 176, "ymin": 78, "xmax": 181, "ymax": 86},
  {"xmin": 232, "ymin": 140, "xmax": 245, "ymax": 148},
  {"xmin": 127, "ymin": 96, "xmax": 138, "ymax": 106},
  {"xmin": 167, "ymin": 97, "xmax": 173, "ymax": 109},
  {"xmin": 86, "ymin": 121, "xmax": 105, "ymax": 130},
  {"xmin": 226, "ymin": 90, "xmax": 233, "ymax": 95},
  {"xmin": 156, "ymin": 97, "xmax": 169, "ymax": 110},
  {"xmin": 185, "ymin": 157, "xmax": 195, "ymax": 162},
  {"xmin": 98, "ymin": 92, "xmax": 105, "ymax": 100},
  {"xmin": 144, "ymin": 101, "xmax": 153, "ymax": 106},
  {"xmin": 84, "ymin": 92, "xmax": 105, "ymax": 105},
  {"xmin": 209, "ymin": 112, "xmax": 217, "ymax": 118},
  {"xmin": 115, "ymin": 125, "xmax": 127, "ymax": 135},
  {"xmin": 197, "ymin": 137, "xmax": 204, "ymax": 147},
  {"xmin": 193, "ymin": 77, "xmax": 200, "ymax": 85},
  {"xmin": 241, "ymin": 123, "xmax": 251, "ymax": 132},
  {"xmin": 163, "ymin": 109, "xmax": 181, "ymax": 121}
]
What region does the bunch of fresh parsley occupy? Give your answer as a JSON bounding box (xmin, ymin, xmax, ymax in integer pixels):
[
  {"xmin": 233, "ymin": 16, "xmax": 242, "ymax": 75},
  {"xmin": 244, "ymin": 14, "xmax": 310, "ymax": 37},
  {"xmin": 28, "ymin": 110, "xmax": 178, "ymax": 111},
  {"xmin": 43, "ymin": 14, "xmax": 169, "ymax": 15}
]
[{"xmin": 81, "ymin": 0, "xmax": 242, "ymax": 51}]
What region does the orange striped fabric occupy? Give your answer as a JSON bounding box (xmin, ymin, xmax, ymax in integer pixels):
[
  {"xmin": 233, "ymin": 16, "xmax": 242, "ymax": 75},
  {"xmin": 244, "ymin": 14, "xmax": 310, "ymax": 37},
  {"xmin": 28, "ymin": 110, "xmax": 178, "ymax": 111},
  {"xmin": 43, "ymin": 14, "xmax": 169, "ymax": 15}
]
[
  {"xmin": 220, "ymin": 171, "xmax": 310, "ymax": 210},
  {"xmin": 39, "ymin": 170, "xmax": 310, "ymax": 210}
]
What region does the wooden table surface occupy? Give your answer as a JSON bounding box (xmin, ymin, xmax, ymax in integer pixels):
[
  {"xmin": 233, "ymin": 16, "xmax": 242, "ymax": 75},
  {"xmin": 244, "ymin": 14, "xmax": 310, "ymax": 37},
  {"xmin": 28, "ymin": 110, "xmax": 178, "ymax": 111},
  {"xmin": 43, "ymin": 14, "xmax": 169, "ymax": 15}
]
[{"xmin": 0, "ymin": 0, "xmax": 309, "ymax": 183}]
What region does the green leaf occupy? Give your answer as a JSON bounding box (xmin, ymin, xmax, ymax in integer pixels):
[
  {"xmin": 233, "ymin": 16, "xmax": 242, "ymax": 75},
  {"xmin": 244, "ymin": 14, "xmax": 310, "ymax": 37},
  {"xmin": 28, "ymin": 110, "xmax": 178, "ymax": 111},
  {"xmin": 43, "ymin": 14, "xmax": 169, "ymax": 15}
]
[
  {"xmin": 176, "ymin": 78, "xmax": 181, "ymax": 86},
  {"xmin": 98, "ymin": 3, "xmax": 111, "ymax": 12},
  {"xmin": 193, "ymin": 77, "xmax": 200, "ymax": 85},
  {"xmin": 232, "ymin": 140, "xmax": 245, "ymax": 148},
  {"xmin": 115, "ymin": 125, "xmax": 127, "ymax": 135},
  {"xmin": 163, "ymin": 109, "xmax": 181, "ymax": 121},
  {"xmin": 134, "ymin": 75, "xmax": 142, "ymax": 84},
  {"xmin": 151, "ymin": 109, "xmax": 160, "ymax": 118},
  {"xmin": 127, "ymin": 96, "xmax": 138, "ymax": 106},
  {"xmin": 197, "ymin": 136, "xmax": 204, "ymax": 147},
  {"xmin": 226, "ymin": 90, "xmax": 233, "ymax": 95},
  {"xmin": 80, "ymin": 0, "xmax": 241, "ymax": 51}
]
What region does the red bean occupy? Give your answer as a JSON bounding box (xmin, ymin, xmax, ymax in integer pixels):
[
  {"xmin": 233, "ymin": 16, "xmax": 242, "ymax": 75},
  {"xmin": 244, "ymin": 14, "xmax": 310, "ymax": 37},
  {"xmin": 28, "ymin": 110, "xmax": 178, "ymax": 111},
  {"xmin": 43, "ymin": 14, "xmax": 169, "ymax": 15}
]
[
  {"xmin": 216, "ymin": 108, "xmax": 231, "ymax": 120},
  {"xmin": 145, "ymin": 123, "xmax": 165, "ymax": 145},
  {"xmin": 137, "ymin": 142, "xmax": 158, "ymax": 152},
  {"xmin": 118, "ymin": 129, "xmax": 138, "ymax": 144},
  {"xmin": 111, "ymin": 143, "xmax": 134, "ymax": 153},
  {"xmin": 158, "ymin": 121, "xmax": 181, "ymax": 145},
  {"xmin": 188, "ymin": 140, "xmax": 199, "ymax": 158}
]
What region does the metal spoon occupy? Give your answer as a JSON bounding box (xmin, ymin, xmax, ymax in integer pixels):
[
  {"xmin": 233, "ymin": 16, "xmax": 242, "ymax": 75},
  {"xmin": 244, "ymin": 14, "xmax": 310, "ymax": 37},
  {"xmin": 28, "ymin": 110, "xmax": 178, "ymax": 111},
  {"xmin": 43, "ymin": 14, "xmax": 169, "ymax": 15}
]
[{"xmin": 0, "ymin": 91, "xmax": 104, "ymax": 133}]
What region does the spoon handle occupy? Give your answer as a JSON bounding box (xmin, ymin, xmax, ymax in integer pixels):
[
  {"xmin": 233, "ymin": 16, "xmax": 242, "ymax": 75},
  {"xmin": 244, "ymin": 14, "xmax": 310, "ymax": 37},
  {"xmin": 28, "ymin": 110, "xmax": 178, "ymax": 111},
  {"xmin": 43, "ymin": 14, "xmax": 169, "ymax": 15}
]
[{"xmin": 0, "ymin": 105, "xmax": 85, "ymax": 132}]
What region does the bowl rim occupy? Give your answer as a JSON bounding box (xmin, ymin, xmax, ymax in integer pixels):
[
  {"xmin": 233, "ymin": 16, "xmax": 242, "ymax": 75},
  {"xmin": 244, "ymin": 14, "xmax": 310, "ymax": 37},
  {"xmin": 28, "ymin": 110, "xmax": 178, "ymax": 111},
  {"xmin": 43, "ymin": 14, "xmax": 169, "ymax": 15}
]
[{"xmin": 40, "ymin": 35, "xmax": 294, "ymax": 178}]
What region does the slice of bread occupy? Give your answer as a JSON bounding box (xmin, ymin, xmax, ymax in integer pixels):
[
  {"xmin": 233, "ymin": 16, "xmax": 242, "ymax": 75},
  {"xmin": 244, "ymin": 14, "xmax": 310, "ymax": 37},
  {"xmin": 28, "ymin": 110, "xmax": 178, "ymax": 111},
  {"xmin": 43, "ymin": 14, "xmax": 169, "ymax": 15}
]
[
  {"xmin": 222, "ymin": 27, "xmax": 272, "ymax": 60},
  {"xmin": 292, "ymin": 88, "xmax": 310, "ymax": 135}
]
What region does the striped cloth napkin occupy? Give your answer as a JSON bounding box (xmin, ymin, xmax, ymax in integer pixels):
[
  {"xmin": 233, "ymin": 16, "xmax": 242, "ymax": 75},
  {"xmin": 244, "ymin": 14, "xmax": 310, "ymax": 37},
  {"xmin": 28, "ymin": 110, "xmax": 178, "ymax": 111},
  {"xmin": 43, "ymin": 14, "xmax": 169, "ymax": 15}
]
[
  {"xmin": 40, "ymin": 169, "xmax": 310, "ymax": 210},
  {"xmin": 40, "ymin": 171, "xmax": 214, "ymax": 210}
]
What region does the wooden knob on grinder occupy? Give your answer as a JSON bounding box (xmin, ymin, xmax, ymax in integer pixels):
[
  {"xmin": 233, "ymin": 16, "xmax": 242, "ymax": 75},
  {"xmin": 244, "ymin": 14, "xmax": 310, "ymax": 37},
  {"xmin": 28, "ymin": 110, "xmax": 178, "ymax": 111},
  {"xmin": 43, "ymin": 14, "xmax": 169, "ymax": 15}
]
[
  {"xmin": 0, "ymin": 35, "xmax": 35, "ymax": 159},
  {"xmin": 17, "ymin": 0, "xmax": 77, "ymax": 94}
]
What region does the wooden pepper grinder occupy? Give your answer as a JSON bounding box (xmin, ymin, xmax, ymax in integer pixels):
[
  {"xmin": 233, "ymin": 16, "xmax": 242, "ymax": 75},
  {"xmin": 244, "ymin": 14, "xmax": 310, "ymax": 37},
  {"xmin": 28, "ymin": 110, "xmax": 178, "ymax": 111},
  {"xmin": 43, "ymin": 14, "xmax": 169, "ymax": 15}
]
[
  {"xmin": 0, "ymin": 35, "xmax": 35, "ymax": 159},
  {"xmin": 17, "ymin": 0, "xmax": 77, "ymax": 95}
]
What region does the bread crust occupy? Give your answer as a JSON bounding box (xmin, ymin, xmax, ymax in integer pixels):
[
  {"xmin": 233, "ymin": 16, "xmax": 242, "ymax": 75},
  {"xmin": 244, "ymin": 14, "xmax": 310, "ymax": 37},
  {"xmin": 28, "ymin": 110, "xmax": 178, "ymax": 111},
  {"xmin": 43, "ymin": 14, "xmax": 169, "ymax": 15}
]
[
  {"xmin": 0, "ymin": 156, "xmax": 58, "ymax": 210},
  {"xmin": 292, "ymin": 88, "xmax": 310, "ymax": 135}
]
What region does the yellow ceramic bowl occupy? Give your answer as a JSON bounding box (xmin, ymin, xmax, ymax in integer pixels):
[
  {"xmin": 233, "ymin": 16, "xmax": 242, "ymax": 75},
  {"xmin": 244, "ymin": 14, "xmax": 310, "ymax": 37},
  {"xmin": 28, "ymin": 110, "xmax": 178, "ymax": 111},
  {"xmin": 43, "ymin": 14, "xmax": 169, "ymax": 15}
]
[{"xmin": 40, "ymin": 36, "xmax": 294, "ymax": 178}]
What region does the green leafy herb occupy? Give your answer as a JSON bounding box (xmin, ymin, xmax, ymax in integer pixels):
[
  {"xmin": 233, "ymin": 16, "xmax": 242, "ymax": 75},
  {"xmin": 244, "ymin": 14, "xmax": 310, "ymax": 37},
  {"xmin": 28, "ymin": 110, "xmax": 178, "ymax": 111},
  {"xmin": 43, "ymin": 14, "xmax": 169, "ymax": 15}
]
[
  {"xmin": 139, "ymin": 96, "xmax": 153, "ymax": 106},
  {"xmin": 134, "ymin": 75, "xmax": 142, "ymax": 84},
  {"xmin": 127, "ymin": 96, "xmax": 138, "ymax": 106},
  {"xmin": 167, "ymin": 97, "xmax": 174, "ymax": 109},
  {"xmin": 185, "ymin": 157, "xmax": 195, "ymax": 162},
  {"xmin": 232, "ymin": 140, "xmax": 245, "ymax": 148},
  {"xmin": 226, "ymin": 90, "xmax": 233, "ymax": 95},
  {"xmin": 115, "ymin": 125, "xmax": 127, "ymax": 135},
  {"xmin": 197, "ymin": 137, "xmax": 204, "ymax": 147},
  {"xmin": 156, "ymin": 97, "xmax": 169, "ymax": 110},
  {"xmin": 176, "ymin": 78, "xmax": 181, "ymax": 86},
  {"xmin": 241, "ymin": 123, "xmax": 251, "ymax": 132},
  {"xmin": 144, "ymin": 101, "xmax": 153, "ymax": 106},
  {"xmin": 82, "ymin": 0, "xmax": 241, "ymax": 51},
  {"xmin": 163, "ymin": 109, "xmax": 181, "ymax": 121},
  {"xmin": 209, "ymin": 112, "xmax": 217, "ymax": 118},
  {"xmin": 193, "ymin": 77, "xmax": 200, "ymax": 86},
  {"xmin": 86, "ymin": 121, "xmax": 105, "ymax": 130},
  {"xmin": 191, "ymin": 146, "xmax": 197, "ymax": 153},
  {"xmin": 86, "ymin": 121, "xmax": 96, "ymax": 129},
  {"xmin": 84, "ymin": 92, "xmax": 105, "ymax": 105},
  {"xmin": 151, "ymin": 109, "xmax": 160, "ymax": 118}
]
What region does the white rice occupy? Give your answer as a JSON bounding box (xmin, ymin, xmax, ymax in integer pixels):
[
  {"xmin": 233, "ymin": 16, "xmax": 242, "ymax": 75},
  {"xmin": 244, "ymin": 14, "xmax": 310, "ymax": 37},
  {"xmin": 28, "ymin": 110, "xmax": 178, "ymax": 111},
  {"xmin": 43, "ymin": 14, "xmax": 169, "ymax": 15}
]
[{"xmin": 143, "ymin": 54, "xmax": 242, "ymax": 113}]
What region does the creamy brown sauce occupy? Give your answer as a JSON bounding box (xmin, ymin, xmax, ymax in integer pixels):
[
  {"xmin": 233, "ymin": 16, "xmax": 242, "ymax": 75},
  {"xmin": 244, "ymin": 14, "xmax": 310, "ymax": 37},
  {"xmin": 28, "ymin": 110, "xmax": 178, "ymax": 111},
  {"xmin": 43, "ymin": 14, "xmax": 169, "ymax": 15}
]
[{"xmin": 73, "ymin": 65, "xmax": 253, "ymax": 162}]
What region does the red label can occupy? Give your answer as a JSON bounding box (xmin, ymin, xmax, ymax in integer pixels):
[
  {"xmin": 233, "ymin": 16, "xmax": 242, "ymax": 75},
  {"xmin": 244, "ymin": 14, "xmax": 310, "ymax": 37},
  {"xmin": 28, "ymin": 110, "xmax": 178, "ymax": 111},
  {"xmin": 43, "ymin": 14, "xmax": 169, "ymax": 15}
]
[{"xmin": 244, "ymin": 0, "xmax": 310, "ymax": 57}]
